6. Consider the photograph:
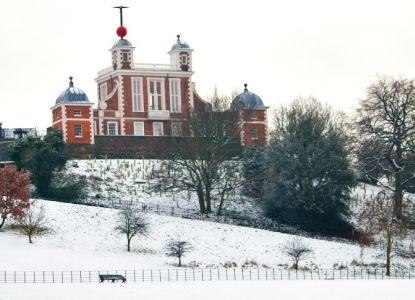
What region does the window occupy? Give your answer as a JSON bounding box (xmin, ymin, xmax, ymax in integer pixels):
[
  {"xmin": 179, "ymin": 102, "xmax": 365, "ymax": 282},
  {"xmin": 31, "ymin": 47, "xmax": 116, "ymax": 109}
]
[
  {"xmin": 149, "ymin": 80, "xmax": 164, "ymax": 110},
  {"xmin": 169, "ymin": 79, "xmax": 181, "ymax": 112},
  {"xmin": 153, "ymin": 122, "xmax": 163, "ymax": 136},
  {"xmin": 131, "ymin": 78, "xmax": 143, "ymax": 112},
  {"xmin": 107, "ymin": 122, "xmax": 118, "ymax": 136},
  {"xmin": 100, "ymin": 83, "xmax": 107, "ymax": 101},
  {"xmin": 122, "ymin": 51, "xmax": 129, "ymax": 62},
  {"xmin": 171, "ymin": 122, "xmax": 182, "ymax": 136},
  {"xmin": 250, "ymin": 112, "xmax": 257, "ymax": 120},
  {"xmin": 74, "ymin": 124, "xmax": 82, "ymax": 137},
  {"xmin": 74, "ymin": 109, "xmax": 81, "ymax": 117},
  {"xmin": 181, "ymin": 54, "xmax": 188, "ymax": 65},
  {"xmin": 250, "ymin": 127, "xmax": 258, "ymax": 140},
  {"xmin": 134, "ymin": 121, "xmax": 144, "ymax": 136}
]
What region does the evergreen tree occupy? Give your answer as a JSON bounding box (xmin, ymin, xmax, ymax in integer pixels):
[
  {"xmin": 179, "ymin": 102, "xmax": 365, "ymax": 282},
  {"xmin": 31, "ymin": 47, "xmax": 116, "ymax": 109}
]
[
  {"xmin": 265, "ymin": 98, "xmax": 356, "ymax": 235},
  {"xmin": 242, "ymin": 146, "xmax": 268, "ymax": 198},
  {"xmin": 7, "ymin": 128, "xmax": 67, "ymax": 196}
]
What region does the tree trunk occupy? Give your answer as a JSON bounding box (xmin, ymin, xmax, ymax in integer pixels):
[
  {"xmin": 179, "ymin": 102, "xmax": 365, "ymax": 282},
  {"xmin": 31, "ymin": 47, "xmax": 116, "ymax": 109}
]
[
  {"xmin": 29, "ymin": 234, "xmax": 33, "ymax": 244},
  {"xmin": 205, "ymin": 191, "xmax": 212, "ymax": 213},
  {"xmin": 178, "ymin": 256, "xmax": 182, "ymax": 267},
  {"xmin": 386, "ymin": 227, "xmax": 392, "ymax": 276},
  {"xmin": 0, "ymin": 216, "xmax": 5, "ymax": 230},
  {"xmin": 196, "ymin": 187, "xmax": 206, "ymax": 213},
  {"xmin": 127, "ymin": 237, "xmax": 131, "ymax": 252},
  {"xmin": 217, "ymin": 189, "xmax": 227, "ymax": 216},
  {"xmin": 394, "ymin": 173, "xmax": 403, "ymax": 218}
]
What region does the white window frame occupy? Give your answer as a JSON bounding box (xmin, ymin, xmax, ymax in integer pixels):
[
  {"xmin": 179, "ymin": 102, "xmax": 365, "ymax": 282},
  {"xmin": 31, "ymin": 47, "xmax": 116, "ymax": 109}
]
[
  {"xmin": 153, "ymin": 122, "xmax": 164, "ymax": 136},
  {"xmin": 131, "ymin": 77, "xmax": 144, "ymax": 112},
  {"xmin": 107, "ymin": 121, "xmax": 118, "ymax": 136},
  {"xmin": 100, "ymin": 83, "xmax": 107, "ymax": 101},
  {"xmin": 148, "ymin": 79, "xmax": 165, "ymax": 111},
  {"xmin": 171, "ymin": 121, "xmax": 182, "ymax": 136},
  {"xmin": 73, "ymin": 109, "xmax": 81, "ymax": 117},
  {"xmin": 169, "ymin": 79, "xmax": 181, "ymax": 113},
  {"xmin": 134, "ymin": 121, "xmax": 145, "ymax": 136},
  {"xmin": 74, "ymin": 124, "xmax": 82, "ymax": 137}
]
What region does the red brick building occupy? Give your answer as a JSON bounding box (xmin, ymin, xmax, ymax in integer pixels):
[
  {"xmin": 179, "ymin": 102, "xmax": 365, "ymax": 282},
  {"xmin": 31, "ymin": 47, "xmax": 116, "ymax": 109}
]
[{"xmin": 51, "ymin": 9, "xmax": 268, "ymax": 147}]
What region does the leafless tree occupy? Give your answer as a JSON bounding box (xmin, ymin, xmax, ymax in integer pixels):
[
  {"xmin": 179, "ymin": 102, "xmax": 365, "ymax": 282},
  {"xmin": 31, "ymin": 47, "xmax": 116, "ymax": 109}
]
[
  {"xmin": 153, "ymin": 90, "xmax": 242, "ymax": 214},
  {"xmin": 283, "ymin": 237, "xmax": 313, "ymax": 270},
  {"xmin": 356, "ymin": 76, "xmax": 415, "ymax": 218},
  {"xmin": 115, "ymin": 204, "xmax": 149, "ymax": 252},
  {"xmin": 357, "ymin": 190, "xmax": 407, "ymax": 276},
  {"xmin": 15, "ymin": 201, "xmax": 49, "ymax": 244},
  {"xmin": 164, "ymin": 238, "xmax": 193, "ymax": 267}
]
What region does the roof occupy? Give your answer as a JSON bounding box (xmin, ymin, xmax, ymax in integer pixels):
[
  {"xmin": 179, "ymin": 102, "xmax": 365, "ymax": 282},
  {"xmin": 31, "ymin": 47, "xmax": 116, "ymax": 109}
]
[
  {"xmin": 112, "ymin": 38, "xmax": 133, "ymax": 48},
  {"xmin": 171, "ymin": 34, "xmax": 190, "ymax": 50},
  {"xmin": 55, "ymin": 77, "xmax": 90, "ymax": 105},
  {"xmin": 230, "ymin": 84, "xmax": 265, "ymax": 110}
]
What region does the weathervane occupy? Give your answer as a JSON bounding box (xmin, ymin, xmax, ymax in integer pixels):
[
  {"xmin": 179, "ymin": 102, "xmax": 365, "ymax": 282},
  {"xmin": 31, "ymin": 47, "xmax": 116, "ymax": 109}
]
[{"xmin": 113, "ymin": 5, "xmax": 129, "ymax": 39}]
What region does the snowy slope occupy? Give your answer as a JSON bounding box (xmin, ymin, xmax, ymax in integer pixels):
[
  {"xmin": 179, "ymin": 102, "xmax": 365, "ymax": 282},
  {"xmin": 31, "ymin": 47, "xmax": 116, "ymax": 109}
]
[{"xmin": 0, "ymin": 200, "xmax": 412, "ymax": 271}]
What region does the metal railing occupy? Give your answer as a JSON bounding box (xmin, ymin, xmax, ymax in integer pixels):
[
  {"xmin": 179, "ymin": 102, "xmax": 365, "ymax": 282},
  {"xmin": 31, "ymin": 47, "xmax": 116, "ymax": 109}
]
[{"xmin": 0, "ymin": 267, "xmax": 413, "ymax": 284}]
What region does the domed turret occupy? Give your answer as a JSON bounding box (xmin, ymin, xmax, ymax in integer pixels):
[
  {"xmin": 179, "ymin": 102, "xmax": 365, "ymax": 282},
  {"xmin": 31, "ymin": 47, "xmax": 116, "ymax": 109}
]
[
  {"xmin": 55, "ymin": 77, "xmax": 89, "ymax": 105},
  {"xmin": 230, "ymin": 84, "xmax": 264, "ymax": 110},
  {"xmin": 169, "ymin": 35, "xmax": 193, "ymax": 71}
]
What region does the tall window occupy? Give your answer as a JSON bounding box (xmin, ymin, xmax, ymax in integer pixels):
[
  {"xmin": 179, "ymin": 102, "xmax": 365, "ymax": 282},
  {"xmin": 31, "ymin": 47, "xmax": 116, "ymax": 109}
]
[
  {"xmin": 134, "ymin": 121, "xmax": 144, "ymax": 136},
  {"xmin": 250, "ymin": 127, "xmax": 258, "ymax": 140},
  {"xmin": 170, "ymin": 79, "xmax": 181, "ymax": 112},
  {"xmin": 153, "ymin": 122, "xmax": 163, "ymax": 136},
  {"xmin": 107, "ymin": 122, "xmax": 118, "ymax": 136},
  {"xmin": 73, "ymin": 109, "xmax": 81, "ymax": 117},
  {"xmin": 171, "ymin": 122, "xmax": 182, "ymax": 136},
  {"xmin": 132, "ymin": 78, "xmax": 143, "ymax": 112},
  {"xmin": 100, "ymin": 83, "xmax": 107, "ymax": 101},
  {"xmin": 149, "ymin": 80, "xmax": 163, "ymax": 110},
  {"xmin": 74, "ymin": 124, "xmax": 82, "ymax": 137}
]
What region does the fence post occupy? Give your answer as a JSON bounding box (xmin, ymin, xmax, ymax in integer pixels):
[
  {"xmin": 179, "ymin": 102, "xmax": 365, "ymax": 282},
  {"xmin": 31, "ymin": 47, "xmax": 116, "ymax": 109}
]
[
  {"xmin": 193, "ymin": 268, "xmax": 195, "ymax": 281},
  {"xmin": 43, "ymin": 271, "xmax": 45, "ymax": 283},
  {"xmin": 142, "ymin": 270, "xmax": 144, "ymax": 282},
  {"xmin": 176, "ymin": 269, "xmax": 178, "ymax": 282},
  {"xmin": 185, "ymin": 269, "xmax": 187, "ymax": 282},
  {"xmin": 210, "ymin": 268, "xmax": 212, "ymax": 281},
  {"xmin": 14, "ymin": 271, "xmax": 16, "ymax": 283},
  {"xmin": 242, "ymin": 268, "xmax": 244, "ymax": 280},
  {"xmin": 159, "ymin": 269, "xmax": 162, "ymax": 282},
  {"xmin": 71, "ymin": 271, "xmax": 73, "ymax": 283},
  {"xmin": 61, "ymin": 271, "xmax": 63, "ymax": 283},
  {"xmin": 202, "ymin": 269, "xmax": 204, "ymax": 281},
  {"xmin": 311, "ymin": 269, "xmax": 313, "ymax": 280},
  {"xmin": 168, "ymin": 269, "xmax": 170, "ymax": 282},
  {"xmin": 226, "ymin": 268, "xmax": 228, "ymax": 280},
  {"xmin": 280, "ymin": 269, "xmax": 283, "ymax": 280},
  {"xmin": 234, "ymin": 268, "xmax": 236, "ymax": 280},
  {"xmin": 218, "ymin": 268, "xmax": 220, "ymax": 280},
  {"xmin": 33, "ymin": 271, "xmax": 35, "ymax": 283},
  {"xmin": 80, "ymin": 271, "xmax": 82, "ymax": 283},
  {"xmin": 151, "ymin": 269, "xmax": 153, "ymax": 282},
  {"xmin": 249, "ymin": 268, "xmax": 252, "ymax": 280},
  {"xmin": 89, "ymin": 271, "xmax": 91, "ymax": 283},
  {"xmin": 24, "ymin": 271, "xmax": 26, "ymax": 283}
]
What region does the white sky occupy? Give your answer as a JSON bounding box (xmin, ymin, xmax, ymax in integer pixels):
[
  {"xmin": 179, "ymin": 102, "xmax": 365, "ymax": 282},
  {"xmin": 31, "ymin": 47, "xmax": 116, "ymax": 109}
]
[{"xmin": 1, "ymin": 0, "xmax": 415, "ymax": 130}]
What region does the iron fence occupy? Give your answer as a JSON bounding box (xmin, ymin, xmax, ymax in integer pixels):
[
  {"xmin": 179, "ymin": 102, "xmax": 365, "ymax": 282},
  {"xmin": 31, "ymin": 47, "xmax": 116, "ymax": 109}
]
[{"xmin": 0, "ymin": 267, "xmax": 413, "ymax": 284}]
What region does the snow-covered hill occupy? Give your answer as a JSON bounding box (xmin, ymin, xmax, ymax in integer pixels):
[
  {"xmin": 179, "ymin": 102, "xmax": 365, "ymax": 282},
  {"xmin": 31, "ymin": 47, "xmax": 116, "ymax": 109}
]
[{"xmin": 1, "ymin": 200, "xmax": 413, "ymax": 271}]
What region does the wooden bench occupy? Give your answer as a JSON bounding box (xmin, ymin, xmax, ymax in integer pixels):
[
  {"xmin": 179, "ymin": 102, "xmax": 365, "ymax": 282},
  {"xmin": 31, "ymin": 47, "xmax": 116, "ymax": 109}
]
[{"xmin": 99, "ymin": 274, "xmax": 127, "ymax": 283}]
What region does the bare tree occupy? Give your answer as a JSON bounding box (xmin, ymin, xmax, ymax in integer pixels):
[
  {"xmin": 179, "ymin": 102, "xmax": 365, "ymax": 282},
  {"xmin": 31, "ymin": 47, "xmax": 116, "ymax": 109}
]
[
  {"xmin": 115, "ymin": 204, "xmax": 149, "ymax": 252},
  {"xmin": 153, "ymin": 90, "xmax": 242, "ymax": 214},
  {"xmin": 356, "ymin": 76, "xmax": 415, "ymax": 218},
  {"xmin": 15, "ymin": 201, "xmax": 49, "ymax": 243},
  {"xmin": 357, "ymin": 190, "xmax": 407, "ymax": 276},
  {"xmin": 164, "ymin": 238, "xmax": 193, "ymax": 267},
  {"xmin": 283, "ymin": 237, "xmax": 313, "ymax": 270}
]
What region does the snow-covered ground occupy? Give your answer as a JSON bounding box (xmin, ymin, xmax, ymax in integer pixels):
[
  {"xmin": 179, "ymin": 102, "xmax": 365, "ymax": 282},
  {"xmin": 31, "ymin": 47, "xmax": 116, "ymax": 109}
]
[
  {"xmin": 1, "ymin": 281, "xmax": 414, "ymax": 300},
  {"xmin": 0, "ymin": 200, "xmax": 413, "ymax": 271}
]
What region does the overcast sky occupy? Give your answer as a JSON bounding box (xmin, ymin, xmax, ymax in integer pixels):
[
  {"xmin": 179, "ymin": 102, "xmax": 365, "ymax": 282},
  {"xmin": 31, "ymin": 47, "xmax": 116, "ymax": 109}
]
[{"xmin": 1, "ymin": 0, "xmax": 415, "ymax": 131}]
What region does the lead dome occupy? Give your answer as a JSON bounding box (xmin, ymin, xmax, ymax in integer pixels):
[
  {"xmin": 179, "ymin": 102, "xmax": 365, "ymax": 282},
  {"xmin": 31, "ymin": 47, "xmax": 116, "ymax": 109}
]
[
  {"xmin": 230, "ymin": 84, "xmax": 264, "ymax": 110},
  {"xmin": 171, "ymin": 34, "xmax": 190, "ymax": 50},
  {"xmin": 55, "ymin": 77, "xmax": 89, "ymax": 105}
]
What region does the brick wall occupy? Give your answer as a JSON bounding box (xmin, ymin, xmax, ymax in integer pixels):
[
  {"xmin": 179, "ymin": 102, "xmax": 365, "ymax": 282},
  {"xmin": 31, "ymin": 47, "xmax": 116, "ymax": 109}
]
[{"xmin": 65, "ymin": 136, "xmax": 242, "ymax": 159}]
